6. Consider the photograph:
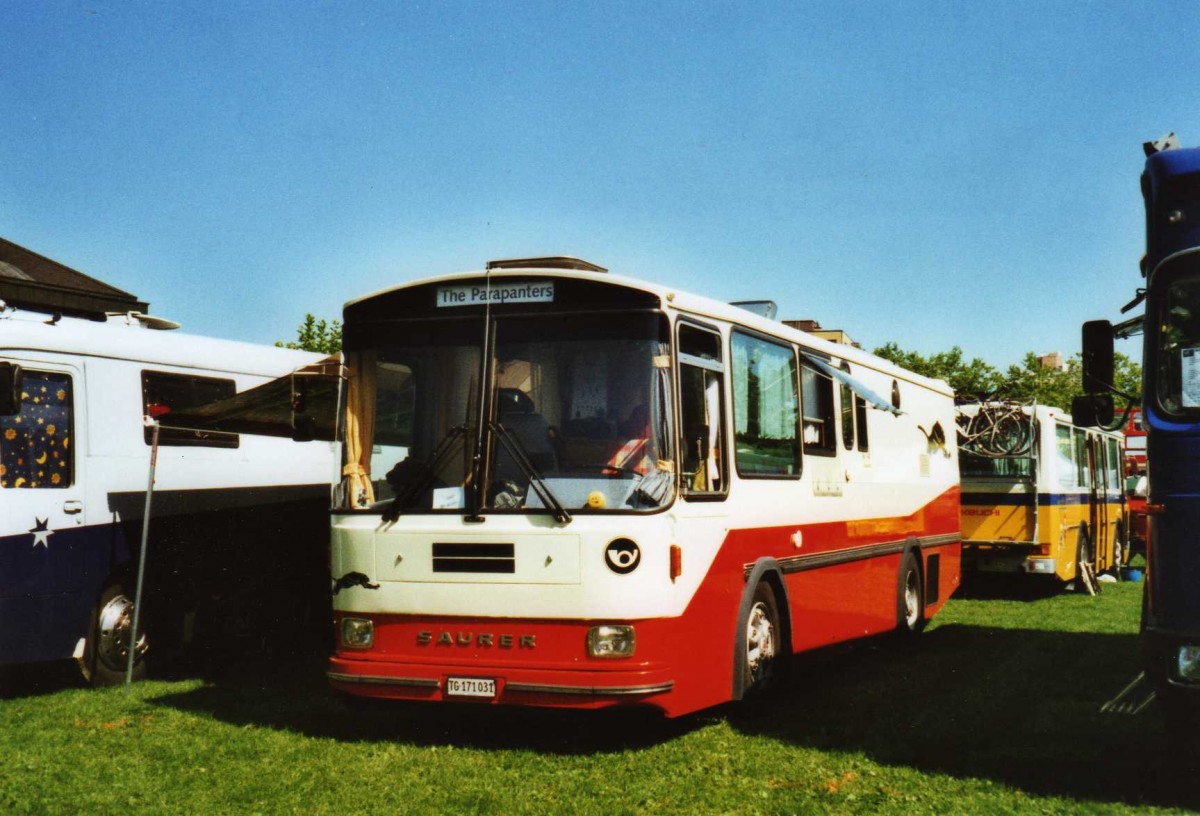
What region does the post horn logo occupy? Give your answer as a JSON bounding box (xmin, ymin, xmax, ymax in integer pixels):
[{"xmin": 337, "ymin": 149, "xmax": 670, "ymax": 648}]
[{"xmin": 604, "ymin": 538, "xmax": 641, "ymax": 574}]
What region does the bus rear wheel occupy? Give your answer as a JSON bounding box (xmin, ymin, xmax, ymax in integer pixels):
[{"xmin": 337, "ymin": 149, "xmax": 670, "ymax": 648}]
[
  {"xmin": 742, "ymin": 582, "xmax": 781, "ymax": 696},
  {"xmin": 897, "ymin": 552, "xmax": 925, "ymax": 636},
  {"xmin": 83, "ymin": 583, "xmax": 148, "ymax": 686}
]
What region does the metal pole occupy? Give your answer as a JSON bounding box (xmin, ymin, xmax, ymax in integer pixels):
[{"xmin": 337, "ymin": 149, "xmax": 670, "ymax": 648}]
[{"xmin": 126, "ymin": 420, "xmax": 159, "ymax": 686}]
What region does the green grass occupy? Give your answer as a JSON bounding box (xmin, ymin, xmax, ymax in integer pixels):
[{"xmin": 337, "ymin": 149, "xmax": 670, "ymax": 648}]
[{"xmin": 2, "ymin": 578, "xmax": 1197, "ymax": 815}]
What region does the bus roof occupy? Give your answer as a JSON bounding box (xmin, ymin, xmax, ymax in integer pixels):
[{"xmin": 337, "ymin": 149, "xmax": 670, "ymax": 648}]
[
  {"xmin": 344, "ymin": 260, "xmax": 954, "ymax": 398},
  {"xmin": 1144, "ymin": 145, "xmax": 1200, "ymax": 276}
]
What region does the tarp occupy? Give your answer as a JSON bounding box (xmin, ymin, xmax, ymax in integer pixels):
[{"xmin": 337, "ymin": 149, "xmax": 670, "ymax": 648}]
[{"xmin": 161, "ymin": 356, "xmax": 345, "ymax": 441}]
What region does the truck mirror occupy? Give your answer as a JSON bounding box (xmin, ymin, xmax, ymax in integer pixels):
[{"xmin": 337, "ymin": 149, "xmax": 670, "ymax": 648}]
[
  {"xmin": 1081, "ymin": 320, "xmax": 1115, "ymax": 394},
  {"xmin": 0, "ymin": 362, "xmax": 24, "ymax": 416},
  {"xmin": 1071, "ymin": 393, "xmax": 1114, "ymax": 428}
]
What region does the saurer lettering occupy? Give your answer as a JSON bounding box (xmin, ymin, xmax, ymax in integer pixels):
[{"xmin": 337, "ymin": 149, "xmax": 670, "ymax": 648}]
[{"xmin": 417, "ymin": 631, "xmax": 536, "ymax": 648}]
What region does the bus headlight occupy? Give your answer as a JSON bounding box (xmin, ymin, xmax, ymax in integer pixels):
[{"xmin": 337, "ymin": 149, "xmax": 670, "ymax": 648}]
[
  {"xmin": 587, "ymin": 625, "xmax": 635, "ymax": 658},
  {"xmin": 1177, "ymin": 645, "xmax": 1200, "ymax": 683},
  {"xmin": 341, "ymin": 617, "xmax": 374, "ymax": 649}
]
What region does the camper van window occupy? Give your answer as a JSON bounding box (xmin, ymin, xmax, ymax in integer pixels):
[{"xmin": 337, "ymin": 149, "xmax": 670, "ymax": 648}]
[
  {"xmin": 141, "ymin": 371, "xmax": 239, "ymax": 448},
  {"xmin": 0, "ymin": 370, "xmax": 73, "ymax": 489}
]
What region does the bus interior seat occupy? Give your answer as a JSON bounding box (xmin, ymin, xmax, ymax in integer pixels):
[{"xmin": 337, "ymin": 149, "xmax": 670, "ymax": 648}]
[{"xmin": 496, "ymin": 388, "xmax": 558, "ymax": 475}]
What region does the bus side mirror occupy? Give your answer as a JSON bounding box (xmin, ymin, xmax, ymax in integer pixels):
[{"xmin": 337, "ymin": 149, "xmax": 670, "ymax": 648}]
[
  {"xmin": 1081, "ymin": 320, "xmax": 1115, "ymax": 394},
  {"xmin": 1071, "ymin": 393, "xmax": 1114, "ymax": 428},
  {"xmin": 0, "ymin": 362, "xmax": 24, "ymax": 416}
]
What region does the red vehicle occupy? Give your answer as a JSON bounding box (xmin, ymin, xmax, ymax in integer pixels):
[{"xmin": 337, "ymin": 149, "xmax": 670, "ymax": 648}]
[{"xmin": 1123, "ymin": 407, "xmax": 1147, "ymax": 561}]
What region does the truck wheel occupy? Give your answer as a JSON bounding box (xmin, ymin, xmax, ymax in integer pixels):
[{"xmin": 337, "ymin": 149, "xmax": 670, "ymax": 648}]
[
  {"xmin": 742, "ymin": 582, "xmax": 781, "ymax": 696},
  {"xmin": 84, "ymin": 584, "xmax": 148, "ymax": 686},
  {"xmin": 897, "ymin": 552, "xmax": 925, "ymax": 635}
]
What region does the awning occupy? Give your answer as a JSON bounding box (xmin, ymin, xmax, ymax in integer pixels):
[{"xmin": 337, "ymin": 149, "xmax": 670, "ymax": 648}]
[
  {"xmin": 801, "ymin": 352, "xmax": 901, "ymax": 415},
  {"xmin": 161, "ymin": 356, "xmax": 345, "ymax": 441}
]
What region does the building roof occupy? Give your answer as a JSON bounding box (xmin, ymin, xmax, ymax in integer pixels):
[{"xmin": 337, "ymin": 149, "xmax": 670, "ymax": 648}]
[{"xmin": 0, "ymin": 236, "xmax": 148, "ymax": 317}]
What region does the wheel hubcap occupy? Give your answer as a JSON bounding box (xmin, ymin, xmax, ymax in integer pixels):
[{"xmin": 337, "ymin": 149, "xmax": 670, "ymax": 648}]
[
  {"xmin": 96, "ymin": 594, "xmax": 148, "ymax": 673},
  {"xmin": 904, "ymin": 571, "xmax": 920, "ymax": 628},
  {"xmin": 746, "ymin": 601, "xmax": 775, "ymax": 680}
]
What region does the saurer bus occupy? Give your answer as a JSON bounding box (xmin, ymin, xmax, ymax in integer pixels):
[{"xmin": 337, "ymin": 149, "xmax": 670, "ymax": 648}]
[
  {"xmin": 1078, "ymin": 134, "xmax": 1200, "ymax": 732},
  {"xmin": 326, "ymin": 257, "xmax": 962, "ymax": 717},
  {"xmin": 958, "ymin": 402, "xmax": 1125, "ymax": 587},
  {"xmin": 0, "ymin": 307, "xmax": 336, "ymax": 684}
]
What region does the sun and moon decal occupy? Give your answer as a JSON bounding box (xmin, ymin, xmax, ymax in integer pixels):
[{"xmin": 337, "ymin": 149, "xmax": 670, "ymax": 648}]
[{"xmin": 0, "ymin": 372, "xmax": 74, "ymax": 549}]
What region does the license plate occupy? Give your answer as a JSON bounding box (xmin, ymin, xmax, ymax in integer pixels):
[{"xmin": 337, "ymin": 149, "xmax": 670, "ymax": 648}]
[{"xmin": 446, "ymin": 677, "xmax": 497, "ymax": 698}]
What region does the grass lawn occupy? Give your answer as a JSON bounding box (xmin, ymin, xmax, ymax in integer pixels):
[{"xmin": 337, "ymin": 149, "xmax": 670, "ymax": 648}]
[{"xmin": 2, "ymin": 577, "xmax": 1197, "ymax": 815}]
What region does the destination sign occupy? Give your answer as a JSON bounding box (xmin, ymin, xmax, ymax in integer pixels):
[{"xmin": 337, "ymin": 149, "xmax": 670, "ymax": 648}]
[{"xmin": 436, "ymin": 282, "xmax": 555, "ymax": 307}]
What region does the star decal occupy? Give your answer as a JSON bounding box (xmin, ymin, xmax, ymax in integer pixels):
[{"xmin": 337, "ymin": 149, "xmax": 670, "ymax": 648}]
[{"xmin": 29, "ymin": 517, "xmax": 53, "ymax": 549}]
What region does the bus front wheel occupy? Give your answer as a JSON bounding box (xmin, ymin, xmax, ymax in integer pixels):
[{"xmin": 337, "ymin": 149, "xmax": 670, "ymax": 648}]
[{"xmin": 83, "ymin": 583, "xmax": 148, "ymax": 686}]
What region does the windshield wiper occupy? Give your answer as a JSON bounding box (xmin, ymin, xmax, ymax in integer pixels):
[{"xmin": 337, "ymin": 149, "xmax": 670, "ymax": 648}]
[
  {"xmin": 382, "ymin": 424, "xmax": 468, "ymax": 523},
  {"xmin": 490, "ymin": 420, "xmax": 572, "ymax": 524}
]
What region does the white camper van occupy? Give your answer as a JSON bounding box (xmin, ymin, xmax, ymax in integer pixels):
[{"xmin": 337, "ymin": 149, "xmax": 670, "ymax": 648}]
[{"xmin": 0, "ymin": 306, "xmax": 337, "ymax": 684}]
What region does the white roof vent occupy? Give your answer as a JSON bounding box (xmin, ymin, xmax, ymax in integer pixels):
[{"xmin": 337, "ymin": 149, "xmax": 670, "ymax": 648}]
[
  {"xmin": 108, "ymin": 311, "xmax": 182, "ymax": 331},
  {"xmin": 486, "ymin": 256, "xmax": 607, "ymax": 273}
]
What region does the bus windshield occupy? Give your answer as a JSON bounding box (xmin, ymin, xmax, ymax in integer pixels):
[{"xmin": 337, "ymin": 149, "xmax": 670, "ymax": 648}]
[
  {"xmin": 959, "ymin": 452, "xmax": 1033, "ymax": 480},
  {"xmin": 1157, "ymin": 267, "xmax": 1200, "ymax": 414},
  {"xmin": 343, "ymin": 312, "xmax": 674, "ymax": 514}
]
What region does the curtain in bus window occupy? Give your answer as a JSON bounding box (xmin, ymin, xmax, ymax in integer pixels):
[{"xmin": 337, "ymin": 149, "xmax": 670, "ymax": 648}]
[
  {"xmin": 705, "ymin": 373, "xmax": 722, "ymax": 489},
  {"xmin": 342, "ymin": 349, "xmax": 377, "ymax": 507},
  {"xmin": 0, "ymin": 371, "xmax": 72, "ymax": 489}
]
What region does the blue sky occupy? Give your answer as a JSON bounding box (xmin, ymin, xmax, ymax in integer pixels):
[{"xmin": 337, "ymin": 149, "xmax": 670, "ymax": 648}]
[{"xmin": 4, "ymin": 2, "xmax": 1198, "ymax": 367}]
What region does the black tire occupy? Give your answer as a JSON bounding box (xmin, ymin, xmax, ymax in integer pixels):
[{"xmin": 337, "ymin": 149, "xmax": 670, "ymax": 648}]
[
  {"xmin": 84, "ymin": 583, "xmax": 148, "ymax": 686},
  {"xmin": 742, "ymin": 582, "xmax": 782, "ymax": 697},
  {"xmin": 897, "ymin": 552, "xmax": 925, "ymax": 635},
  {"xmin": 1113, "ymin": 522, "xmax": 1126, "ymax": 572},
  {"xmin": 1075, "ymin": 531, "xmax": 1094, "ymax": 593}
]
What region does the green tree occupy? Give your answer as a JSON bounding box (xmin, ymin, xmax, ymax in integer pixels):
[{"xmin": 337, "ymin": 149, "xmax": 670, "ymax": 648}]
[
  {"xmin": 1003, "ymin": 352, "xmax": 1142, "ymax": 411},
  {"xmin": 277, "ymin": 314, "xmax": 342, "ymax": 355},
  {"xmin": 873, "ymin": 342, "xmax": 1005, "ymax": 398},
  {"xmin": 874, "ymin": 341, "xmax": 1143, "ymax": 411}
]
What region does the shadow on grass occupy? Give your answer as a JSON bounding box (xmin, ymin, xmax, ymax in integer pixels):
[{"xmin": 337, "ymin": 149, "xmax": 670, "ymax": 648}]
[
  {"xmin": 0, "ymin": 660, "xmax": 86, "ymax": 699},
  {"xmin": 726, "ymin": 624, "xmax": 1199, "ymax": 812},
  {"xmin": 131, "ymin": 609, "xmax": 1191, "ymax": 808},
  {"xmin": 957, "ymin": 572, "xmax": 1069, "ymax": 600},
  {"xmin": 147, "ymin": 651, "xmax": 703, "ymax": 755}
]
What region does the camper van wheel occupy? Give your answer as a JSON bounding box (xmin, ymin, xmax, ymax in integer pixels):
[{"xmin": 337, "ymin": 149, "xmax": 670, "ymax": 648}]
[
  {"xmin": 897, "ymin": 552, "xmax": 925, "ymax": 635},
  {"xmin": 86, "ymin": 584, "xmax": 148, "ymax": 686},
  {"xmin": 742, "ymin": 582, "xmax": 781, "ymax": 696}
]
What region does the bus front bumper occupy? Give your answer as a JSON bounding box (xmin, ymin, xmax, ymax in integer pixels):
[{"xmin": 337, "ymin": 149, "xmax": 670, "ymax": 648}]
[{"xmin": 326, "ymin": 613, "xmax": 680, "ymax": 713}]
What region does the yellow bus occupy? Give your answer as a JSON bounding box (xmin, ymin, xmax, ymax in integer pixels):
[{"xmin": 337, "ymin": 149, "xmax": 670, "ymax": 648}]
[{"xmin": 958, "ymin": 403, "xmax": 1126, "ymax": 586}]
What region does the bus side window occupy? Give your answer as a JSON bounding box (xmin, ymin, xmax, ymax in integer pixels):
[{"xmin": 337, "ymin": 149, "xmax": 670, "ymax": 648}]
[
  {"xmin": 800, "ymin": 359, "xmax": 835, "ymax": 456},
  {"xmin": 855, "ymin": 394, "xmax": 870, "ymax": 452},
  {"xmin": 731, "ymin": 331, "xmax": 800, "ymax": 477},
  {"xmin": 678, "ymin": 324, "xmax": 726, "ymax": 497},
  {"xmin": 0, "ymin": 370, "xmax": 74, "ymax": 489}
]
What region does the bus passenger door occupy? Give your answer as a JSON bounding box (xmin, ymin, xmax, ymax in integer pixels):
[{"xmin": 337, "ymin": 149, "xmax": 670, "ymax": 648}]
[
  {"xmin": 0, "ymin": 362, "xmax": 88, "ymax": 663},
  {"xmin": 1087, "ymin": 434, "xmax": 1110, "ymax": 570}
]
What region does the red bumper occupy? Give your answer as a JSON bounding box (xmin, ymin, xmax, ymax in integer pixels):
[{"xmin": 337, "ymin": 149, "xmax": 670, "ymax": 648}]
[{"xmin": 328, "ymin": 613, "xmax": 683, "ymax": 714}]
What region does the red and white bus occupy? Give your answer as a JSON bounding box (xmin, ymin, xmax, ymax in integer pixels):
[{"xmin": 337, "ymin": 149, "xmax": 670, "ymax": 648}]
[
  {"xmin": 1122, "ymin": 407, "xmax": 1148, "ymax": 560},
  {"xmin": 326, "ymin": 257, "xmax": 962, "ymax": 717}
]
